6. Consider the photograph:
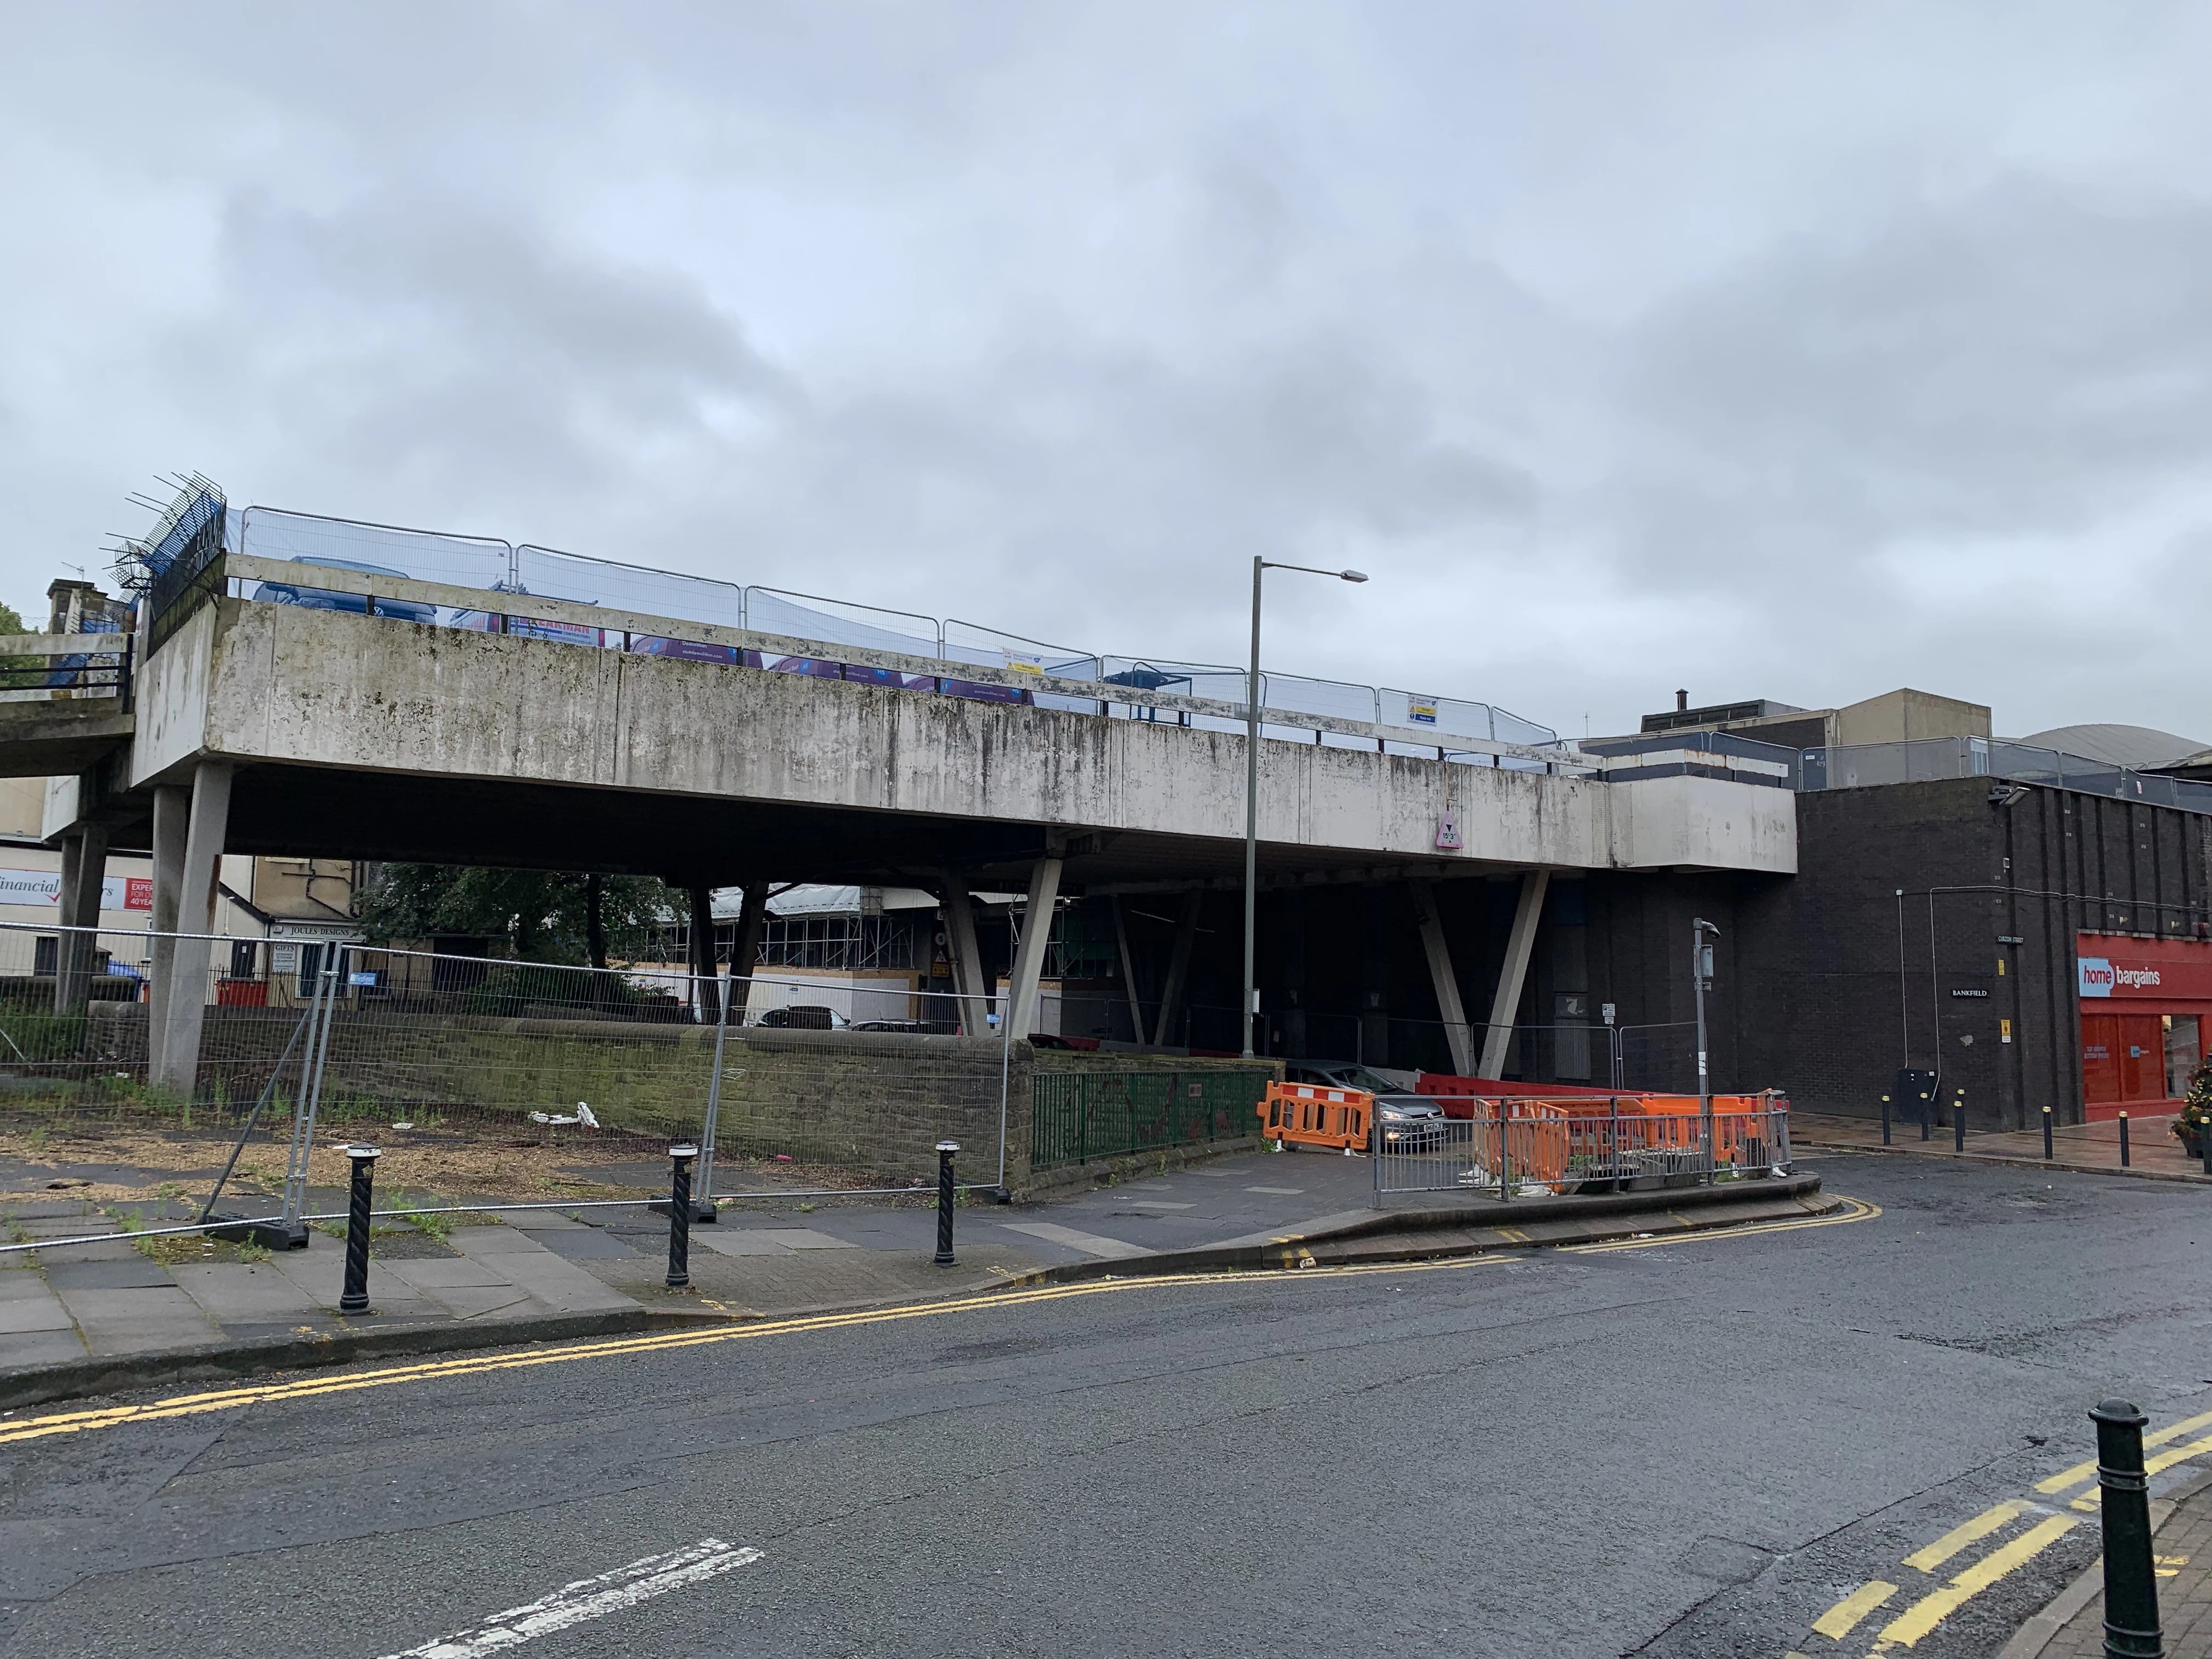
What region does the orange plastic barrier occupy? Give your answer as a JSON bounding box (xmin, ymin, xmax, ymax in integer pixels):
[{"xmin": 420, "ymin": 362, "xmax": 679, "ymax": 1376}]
[
  {"xmin": 1258, "ymin": 1081, "xmax": 1373, "ymax": 1152},
  {"xmin": 1414, "ymin": 1091, "xmax": 1791, "ymax": 1180}
]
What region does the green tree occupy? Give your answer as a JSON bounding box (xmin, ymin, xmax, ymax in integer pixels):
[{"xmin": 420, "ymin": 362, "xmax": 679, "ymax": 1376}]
[
  {"xmin": 0, "ymin": 600, "xmax": 36, "ymax": 691},
  {"xmin": 354, "ymin": 864, "xmax": 682, "ymax": 967}
]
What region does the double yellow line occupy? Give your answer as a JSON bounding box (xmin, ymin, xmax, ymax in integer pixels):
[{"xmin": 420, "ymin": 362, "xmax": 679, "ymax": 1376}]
[
  {"xmin": 1805, "ymin": 1403, "xmax": 2212, "ymax": 1654},
  {"xmin": 2036, "ymin": 1408, "xmax": 2212, "ymax": 1513},
  {"xmin": 0, "ymin": 1194, "xmax": 1877, "ymax": 1449},
  {"xmin": 0, "ymin": 1261, "xmax": 1487, "ymax": 1448},
  {"xmin": 1566, "ymin": 1194, "xmax": 1881, "ymax": 1252}
]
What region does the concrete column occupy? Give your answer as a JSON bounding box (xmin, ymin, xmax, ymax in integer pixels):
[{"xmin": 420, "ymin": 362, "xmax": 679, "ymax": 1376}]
[
  {"xmin": 1409, "ymin": 879, "xmax": 1477, "ymax": 1078},
  {"xmin": 146, "ymin": 783, "xmax": 190, "ymax": 1079},
  {"xmin": 1002, "ymin": 854, "xmax": 1064, "ymax": 1040},
  {"xmin": 939, "ymin": 878, "xmax": 989, "ymax": 1031},
  {"xmin": 687, "ymin": 886, "xmax": 721, "ymax": 1027},
  {"xmin": 54, "ymin": 823, "xmax": 110, "ymax": 1014},
  {"xmin": 1152, "ymin": 889, "xmax": 1202, "ymax": 1048},
  {"xmin": 154, "ymin": 761, "xmax": 233, "ymax": 1096},
  {"xmin": 726, "ymin": 879, "xmax": 769, "ymax": 1025},
  {"xmin": 1111, "ymin": 895, "xmax": 1146, "ymax": 1045},
  {"xmin": 1477, "ymin": 870, "xmax": 1551, "ymax": 1080}
]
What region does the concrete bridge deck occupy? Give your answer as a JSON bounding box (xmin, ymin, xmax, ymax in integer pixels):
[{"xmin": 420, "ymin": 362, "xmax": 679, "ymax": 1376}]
[{"xmin": 34, "ymin": 555, "xmax": 1793, "ymax": 890}]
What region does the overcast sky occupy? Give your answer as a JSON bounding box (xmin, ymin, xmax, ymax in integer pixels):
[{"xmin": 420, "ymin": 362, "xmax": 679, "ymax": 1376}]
[{"xmin": 3, "ymin": 3, "xmax": 2207, "ymax": 742}]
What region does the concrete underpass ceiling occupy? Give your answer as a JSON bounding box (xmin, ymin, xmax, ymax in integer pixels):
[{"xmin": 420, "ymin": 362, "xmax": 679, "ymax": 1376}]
[{"xmin": 93, "ymin": 763, "xmax": 1527, "ymax": 895}]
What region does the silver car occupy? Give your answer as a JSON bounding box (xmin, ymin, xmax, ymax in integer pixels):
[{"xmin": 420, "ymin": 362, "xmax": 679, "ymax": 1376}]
[{"xmin": 1291, "ymin": 1063, "xmax": 1453, "ymax": 1152}]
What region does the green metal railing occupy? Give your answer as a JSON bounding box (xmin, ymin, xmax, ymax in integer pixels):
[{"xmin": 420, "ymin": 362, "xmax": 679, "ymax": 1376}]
[{"xmin": 1032, "ymin": 1070, "xmax": 1272, "ymax": 1168}]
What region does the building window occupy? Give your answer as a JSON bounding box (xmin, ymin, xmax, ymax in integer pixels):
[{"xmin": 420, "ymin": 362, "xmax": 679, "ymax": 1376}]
[{"xmin": 2165, "ymin": 1014, "xmax": 2201, "ymax": 1099}]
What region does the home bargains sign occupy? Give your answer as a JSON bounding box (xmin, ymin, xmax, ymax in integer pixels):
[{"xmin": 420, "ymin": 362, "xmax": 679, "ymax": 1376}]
[{"xmin": 2075, "ymin": 933, "xmax": 2212, "ymax": 1001}]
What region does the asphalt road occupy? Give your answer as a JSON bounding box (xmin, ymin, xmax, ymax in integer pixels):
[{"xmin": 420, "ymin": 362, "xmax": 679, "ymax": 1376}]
[{"xmin": 2, "ymin": 1150, "xmax": 2206, "ymax": 1659}]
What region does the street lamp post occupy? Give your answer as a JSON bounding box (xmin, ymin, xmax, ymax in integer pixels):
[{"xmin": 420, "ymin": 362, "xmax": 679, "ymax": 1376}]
[
  {"xmin": 1243, "ymin": 557, "xmax": 1369, "ymax": 1058},
  {"xmin": 1692, "ymin": 917, "xmax": 1719, "ymax": 1176}
]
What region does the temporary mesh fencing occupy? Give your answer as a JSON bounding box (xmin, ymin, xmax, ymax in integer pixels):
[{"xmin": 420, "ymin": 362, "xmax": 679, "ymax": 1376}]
[
  {"xmin": 0, "ymin": 923, "xmax": 1022, "ymax": 1228},
  {"xmin": 205, "ymin": 505, "xmax": 1564, "ymax": 765}
]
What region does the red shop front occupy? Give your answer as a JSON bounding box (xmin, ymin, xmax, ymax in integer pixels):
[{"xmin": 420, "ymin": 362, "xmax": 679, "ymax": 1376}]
[{"xmin": 2076, "ymin": 933, "xmax": 2212, "ymax": 1121}]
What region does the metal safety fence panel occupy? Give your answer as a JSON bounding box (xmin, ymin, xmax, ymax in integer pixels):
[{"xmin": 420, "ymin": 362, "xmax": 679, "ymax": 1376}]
[
  {"xmin": 154, "ymin": 500, "xmax": 1568, "ymax": 759},
  {"xmin": 1373, "ymin": 1099, "xmax": 1793, "ymax": 1197},
  {"xmin": 0, "ymin": 923, "xmax": 1016, "ymax": 1231},
  {"xmin": 1031, "ymin": 1069, "xmax": 1273, "ymax": 1168}
]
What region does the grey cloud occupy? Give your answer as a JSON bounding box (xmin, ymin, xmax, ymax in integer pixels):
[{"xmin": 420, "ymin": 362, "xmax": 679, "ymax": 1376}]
[
  {"xmin": 165, "ymin": 191, "xmax": 796, "ymax": 512},
  {"xmin": 1605, "ymin": 180, "xmax": 2212, "ymax": 582}
]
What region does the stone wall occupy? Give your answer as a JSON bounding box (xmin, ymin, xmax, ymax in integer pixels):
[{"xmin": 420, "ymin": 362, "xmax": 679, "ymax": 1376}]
[{"xmin": 65, "ymin": 1005, "xmax": 1294, "ymax": 1192}]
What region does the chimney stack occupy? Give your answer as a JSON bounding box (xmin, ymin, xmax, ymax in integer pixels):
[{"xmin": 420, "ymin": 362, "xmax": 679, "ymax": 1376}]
[{"xmin": 1675, "ymin": 689, "xmax": 1688, "ymax": 713}]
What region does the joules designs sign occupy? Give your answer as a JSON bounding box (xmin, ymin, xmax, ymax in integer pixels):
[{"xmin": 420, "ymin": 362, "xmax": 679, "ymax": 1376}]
[{"xmin": 2076, "ymin": 934, "xmax": 2212, "ymax": 1001}]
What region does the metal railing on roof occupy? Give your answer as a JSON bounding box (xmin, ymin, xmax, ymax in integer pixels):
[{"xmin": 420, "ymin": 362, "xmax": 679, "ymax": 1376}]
[{"xmin": 1799, "ymin": 736, "xmax": 2212, "ymax": 815}]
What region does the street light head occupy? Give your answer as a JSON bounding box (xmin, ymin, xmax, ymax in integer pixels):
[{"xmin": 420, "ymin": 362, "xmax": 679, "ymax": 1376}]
[{"xmin": 1340, "ymin": 569, "xmax": 1369, "ymax": 583}]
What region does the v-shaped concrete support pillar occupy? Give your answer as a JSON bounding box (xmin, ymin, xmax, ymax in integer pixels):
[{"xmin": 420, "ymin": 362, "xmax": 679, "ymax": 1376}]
[{"xmin": 1478, "ymin": 870, "xmax": 1550, "ymax": 1080}]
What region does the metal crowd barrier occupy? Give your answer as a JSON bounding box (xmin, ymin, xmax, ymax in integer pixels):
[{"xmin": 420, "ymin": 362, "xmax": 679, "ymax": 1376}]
[{"xmin": 1373, "ymin": 1095, "xmax": 1792, "ymax": 1197}]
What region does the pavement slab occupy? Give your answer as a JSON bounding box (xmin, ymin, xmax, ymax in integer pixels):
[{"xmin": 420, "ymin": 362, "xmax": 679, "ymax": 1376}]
[
  {"xmin": 0, "ymin": 1199, "xmax": 103, "ymax": 1222},
  {"xmin": 40, "ymin": 1256, "xmax": 176, "ymax": 1290},
  {"xmin": 998, "ymin": 1220, "xmax": 1145, "ymax": 1259},
  {"xmin": 269, "ymin": 1248, "xmax": 441, "ymax": 1322},
  {"xmin": 690, "ymin": 1229, "xmax": 797, "ymax": 1257},
  {"xmin": 0, "ymin": 1330, "xmax": 84, "ymax": 1368},
  {"xmin": 444, "ymin": 1223, "xmax": 544, "ymax": 1255},
  {"xmin": 521, "ymin": 1226, "xmax": 641, "ymax": 1260},
  {"xmin": 747, "ymin": 1228, "xmax": 858, "ymax": 1250},
  {"xmin": 166, "ymin": 1264, "xmax": 326, "ymax": 1323},
  {"xmin": 48, "ymin": 1285, "xmax": 215, "ymax": 1355},
  {"xmin": 0, "ymin": 1282, "xmax": 74, "ymax": 1335},
  {"xmin": 409, "ymin": 1283, "xmax": 537, "ymax": 1321},
  {"xmin": 377, "ymin": 1257, "xmax": 518, "ymax": 1292},
  {"xmin": 475, "ymin": 1248, "xmax": 637, "ymax": 1313}
]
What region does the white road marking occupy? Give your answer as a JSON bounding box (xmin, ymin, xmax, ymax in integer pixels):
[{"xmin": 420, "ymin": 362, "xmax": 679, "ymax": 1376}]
[
  {"xmin": 1000, "ymin": 1220, "xmax": 1146, "ymax": 1258},
  {"xmin": 1124, "ymin": 1200, "xmax": 1193, "ymax": 1210},
  {"xmin": 1244, "ymin": 1186, "xmax": 1305, "ymax": 1195},
  {"xmin": 380, "ymin": 1537, "xmax": 761, "ymax": 1657}
]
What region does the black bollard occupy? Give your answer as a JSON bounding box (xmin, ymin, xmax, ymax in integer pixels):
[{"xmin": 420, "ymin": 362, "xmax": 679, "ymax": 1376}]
[
  {"xmin": 934, "ymin": 1139, "xmax": 959, "ymax": 1266},
  {"xmin": 2044, "ymin": 1105, "xmax": 2055, "ymax": 1160},
  {"xmin": 665, "ymin": 1143, "xmax": 698, "ymax": 1290},
  {"xmin": 1921, "ymin": 1091, "xmax": 1932, "ymax": 1141},
  {"xmin": 340, "ymin": 1144, "xmax": 380, "ymax": 1316},
  {"xmin": 2203, "ymin": 1131, "xmax": 2211, "ymax": 1178},
  {"xmin": 2091, "ymin": 1399, "xmax": 2164, "ymax": 1658},
  {"xmin": 2119, "ymin": 1111, "xmax": 2131, "ymax": 1169},
  {"xmin": 1954, "ymin": 1090, "xmax": 1966, "ymax": 1153},
  {"xmin": 1881, "ymin": 1093, "xmax": 1892, "ymax": 1145}
]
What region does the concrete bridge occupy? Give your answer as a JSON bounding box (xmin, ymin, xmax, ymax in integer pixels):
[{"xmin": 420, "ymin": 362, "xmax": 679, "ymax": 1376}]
[{"xmin": 6, "ymin": 534, "xmax": 1796, "ymax": 1094}]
